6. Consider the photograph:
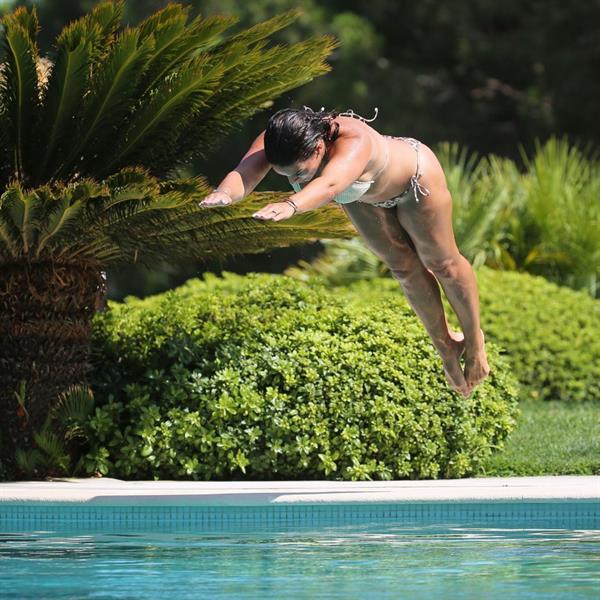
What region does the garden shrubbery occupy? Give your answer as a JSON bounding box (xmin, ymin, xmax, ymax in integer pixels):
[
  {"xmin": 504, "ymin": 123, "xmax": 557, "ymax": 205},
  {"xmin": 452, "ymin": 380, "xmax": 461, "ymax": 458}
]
[
  {"xmin": 87, "ymin": 272, "xmax": 519, "ymax": 481},
  {"xmin": 341, "ymin": 267, "xmax": 600, "ymax": 402}
]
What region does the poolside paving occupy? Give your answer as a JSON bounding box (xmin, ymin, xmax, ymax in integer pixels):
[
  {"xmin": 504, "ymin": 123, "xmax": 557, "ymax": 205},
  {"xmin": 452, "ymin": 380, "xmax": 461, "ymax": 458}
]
[{"xmin": 1, "ymin": 476, "xmax": 599, "ymax": 505}]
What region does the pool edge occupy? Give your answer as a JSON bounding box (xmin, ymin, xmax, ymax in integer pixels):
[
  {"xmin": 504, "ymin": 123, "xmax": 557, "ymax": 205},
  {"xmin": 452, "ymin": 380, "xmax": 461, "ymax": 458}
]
[{"xmin": 1, "ymin": 475, "xmax": 599, "ymax": 506}]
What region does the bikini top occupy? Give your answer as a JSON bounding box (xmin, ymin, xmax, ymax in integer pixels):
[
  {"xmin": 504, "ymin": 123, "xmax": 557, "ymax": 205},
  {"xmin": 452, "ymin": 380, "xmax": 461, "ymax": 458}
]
[{"xmin": 288, "ymin": 107, "xmax": 388, "ymax": 204}]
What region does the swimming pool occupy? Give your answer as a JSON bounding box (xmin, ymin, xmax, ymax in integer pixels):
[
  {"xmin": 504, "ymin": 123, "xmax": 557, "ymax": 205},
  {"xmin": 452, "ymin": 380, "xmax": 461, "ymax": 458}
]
[{"xmin": 1, "ymin": 501, "xmax": 599, "ymax": 599}]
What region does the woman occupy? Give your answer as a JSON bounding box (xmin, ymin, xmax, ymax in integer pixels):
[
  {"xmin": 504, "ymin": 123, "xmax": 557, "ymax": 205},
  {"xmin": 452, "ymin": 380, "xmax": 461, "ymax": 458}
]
[{"xmin": 200, "ymin": 106, "xmax": 490, "ymax": 397}]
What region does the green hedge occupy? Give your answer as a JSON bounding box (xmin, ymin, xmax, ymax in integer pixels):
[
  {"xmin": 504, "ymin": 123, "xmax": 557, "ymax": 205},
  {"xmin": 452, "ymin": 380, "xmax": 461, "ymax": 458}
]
[
  {"xmin": 341, "ymin": 267, "xmax": 600, "ymax": 402},
  {"xmin": 87, "ymin": 272, "xmax": 519, "ymax": 481}
]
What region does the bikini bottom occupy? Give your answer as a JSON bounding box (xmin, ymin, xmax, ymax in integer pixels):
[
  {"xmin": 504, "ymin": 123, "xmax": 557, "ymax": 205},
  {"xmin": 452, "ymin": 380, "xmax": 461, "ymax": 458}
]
[{"xmin": 362, "ymin": 136, "xmax": 431, "ymax": 208}]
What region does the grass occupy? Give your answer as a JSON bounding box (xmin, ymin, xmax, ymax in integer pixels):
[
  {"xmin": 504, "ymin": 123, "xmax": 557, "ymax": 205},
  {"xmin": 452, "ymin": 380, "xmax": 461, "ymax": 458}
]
[{"xmin": 480, "ymin": 400, "xmax": 600, "ymax": 476}]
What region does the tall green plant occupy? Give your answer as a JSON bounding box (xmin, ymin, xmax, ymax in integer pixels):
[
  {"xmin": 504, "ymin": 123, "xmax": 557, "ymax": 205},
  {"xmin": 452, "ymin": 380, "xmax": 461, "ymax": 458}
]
[
  {"xmin": 519, "ymin": 137, "xmax": 600, "ymax": 296},
  {"xmin": 435, "ymin": 142, "xmax": 521, "ymax": 269},
  {"xmin": 0, "ymin": 1, "xmax": 355, "ymax": 479}
]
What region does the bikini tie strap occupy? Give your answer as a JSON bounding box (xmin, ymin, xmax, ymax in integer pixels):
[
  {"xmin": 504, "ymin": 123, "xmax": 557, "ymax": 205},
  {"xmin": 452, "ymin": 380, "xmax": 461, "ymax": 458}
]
[
  {"xmin": 303, "ymin": 105, "xmax": 380, "ymax": 123},
  {"xmin": 410, "ymin": 174, "xmax": 431, "ymax": 202},
  {"xmin": 410, "ymin": 138, "xmax": 430, "ymax": 202},
  {"xmin": 338, "ymin": 107, "xmax": 379, "ymax": 122}
]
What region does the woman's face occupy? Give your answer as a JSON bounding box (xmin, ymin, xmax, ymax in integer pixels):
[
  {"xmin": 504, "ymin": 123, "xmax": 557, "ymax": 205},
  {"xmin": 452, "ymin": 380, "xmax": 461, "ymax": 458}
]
[{"xmin": 272, "ymin": 139, "xmax": 327, "ymax": 184}]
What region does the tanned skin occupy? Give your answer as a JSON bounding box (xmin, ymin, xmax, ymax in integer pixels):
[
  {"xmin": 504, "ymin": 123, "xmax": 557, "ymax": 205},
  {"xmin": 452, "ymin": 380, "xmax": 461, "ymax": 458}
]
[{"xmin": 200, "ymin": 116, "xmax": 490, "ymax": 397}]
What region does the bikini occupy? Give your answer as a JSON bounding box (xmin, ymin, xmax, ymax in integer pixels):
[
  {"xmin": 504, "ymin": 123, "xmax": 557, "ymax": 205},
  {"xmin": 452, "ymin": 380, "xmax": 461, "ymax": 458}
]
[{"xmin": 288, "ymin": 107, "xmax": 431, "ymax": 207}]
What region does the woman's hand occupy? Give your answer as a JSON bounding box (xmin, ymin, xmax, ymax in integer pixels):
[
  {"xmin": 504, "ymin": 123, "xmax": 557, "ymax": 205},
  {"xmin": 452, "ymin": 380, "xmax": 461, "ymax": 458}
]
[
  {"xmin": 252, "ymin": 201, "xmax": 297, "ymax": 221},
  {"xmin": 198, "ymin": 190, "xmax": 233, "ymax": 208}
]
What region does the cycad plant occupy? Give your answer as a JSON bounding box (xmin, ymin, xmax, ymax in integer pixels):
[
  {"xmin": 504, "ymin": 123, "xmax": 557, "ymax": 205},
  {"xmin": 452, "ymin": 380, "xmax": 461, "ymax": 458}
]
[{"xmin": 0, "ymin": 1, "xmax": 355, "ymax": 477}]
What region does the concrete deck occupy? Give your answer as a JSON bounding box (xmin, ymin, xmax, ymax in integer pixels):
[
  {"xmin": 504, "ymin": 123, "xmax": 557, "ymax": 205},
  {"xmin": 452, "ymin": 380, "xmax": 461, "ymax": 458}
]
[{"xmin": 1, "ymin": 476, "xmax": 599, "ymax": 505}]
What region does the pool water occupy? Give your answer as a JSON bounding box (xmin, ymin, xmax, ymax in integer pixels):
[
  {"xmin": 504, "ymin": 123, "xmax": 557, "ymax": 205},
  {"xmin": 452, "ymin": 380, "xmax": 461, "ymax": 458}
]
[{"xmin": 1, "ymin": 511, "xmax": 599, "ymax": 599}]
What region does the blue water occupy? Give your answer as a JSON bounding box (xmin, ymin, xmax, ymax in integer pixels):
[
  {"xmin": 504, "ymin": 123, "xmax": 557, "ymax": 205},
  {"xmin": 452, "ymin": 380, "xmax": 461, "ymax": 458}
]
[{"xmin": 1, "ymin": 517, "xmax": 599, "ymax": 599}]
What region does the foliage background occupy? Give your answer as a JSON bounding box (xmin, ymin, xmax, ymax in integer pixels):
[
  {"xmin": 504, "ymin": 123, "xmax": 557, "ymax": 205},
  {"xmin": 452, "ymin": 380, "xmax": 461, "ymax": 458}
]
[{"xmin": 3, "ymin": 0, "xmax": 599, "ymax": 298}]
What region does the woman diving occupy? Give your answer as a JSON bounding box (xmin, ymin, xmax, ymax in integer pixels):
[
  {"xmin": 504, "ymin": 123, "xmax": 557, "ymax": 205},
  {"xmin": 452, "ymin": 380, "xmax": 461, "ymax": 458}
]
[{"xmin": 199, "ymin": 106, "xmax": 490, "ymax": 397}]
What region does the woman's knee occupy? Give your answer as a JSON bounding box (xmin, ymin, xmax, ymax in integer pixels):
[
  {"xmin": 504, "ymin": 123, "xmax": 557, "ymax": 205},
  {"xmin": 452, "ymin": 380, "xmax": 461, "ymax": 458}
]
[
  {"xmin": 385, "ymin": 251, "xmax": 424, "ymax": 282},
  {"xmin": 342, "ymin": 202, "xmax": 423, "ymax": 278},
  {"xmin": 422, "ymin": 253, "xmax": 463, "ymax": 279},
  {"xmin": 362, "ymin": 230, "xmax": 422, "ymax": 279}
]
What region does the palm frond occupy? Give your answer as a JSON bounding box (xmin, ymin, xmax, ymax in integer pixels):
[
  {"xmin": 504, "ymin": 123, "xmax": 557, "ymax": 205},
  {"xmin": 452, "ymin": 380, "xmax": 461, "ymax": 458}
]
[
  {"xmin": 84, "ymin": 187, "xmax": 355, "ymax": 268},
  {"xmin": 0, "ymin": 166, "xmax": 355, "ymax": 266},
  {"xmin": 0, "ymin": 186, "xmax": 23, "ymax": 257},
  {"xmin": 0, "ymin": 7, "xmax": 41, "ymax": 181},
  {"xmin": 95, "ymin": 54, "xmax": 224, "ymax": 177},
  {"xmin": 0, "ymin": 65, "xmax": 10, "ymax": 184},
  {"xmin": 220, "ymin": 8, "xmax": 303, "ymax": 47},
  {"xmin": 170, "ymin": 33, "xmax": 340, "ymax": 170},
  {"xmin": 33, "ymin": 37, "xmax": 91, "ymax": 181},
  {"xmin": 28, "ymin": 1, "xmax": 125, "ymax": 182},
  {"xmin": 136, "ymin": 10, "xmax": 235, "ymax": 98},
  {"xmin": 32, "ymin": 424, "xmax": 70, "ymax": 472},
  {"xmin": 137, "ymin": 1, "xmax": 192, "ymax": 39},
  {"xmin": 50, "ymin": 384, "xmax": 95, "ymax": 441},
  {"xmin": 14, "ymin": 446, "xmax": 45, "ymax": 475},
  {"xmin": 80, "ymin": 0, "xmax": 125, "ymax": 63},
  {"xmin": 0, "ymin": 183, "xmax": 45, "ymax": 256},
  {"xmin": 0, "ymin": 220, "xmax": 20, "ymax": 258},
  {"xmin": 53, "ymin": 27, "xmax": 156, "ymax": 180},
  {"xmin": 34, "ymin": 195, "xmax": 84, "ymax": 259},
  {"xmin": 1, "ymin": 3, "xmax": 338, "ymax": 185},
  {"xmin": 6, "ymin": 183, "xmax": 46, "ymax": 253}
]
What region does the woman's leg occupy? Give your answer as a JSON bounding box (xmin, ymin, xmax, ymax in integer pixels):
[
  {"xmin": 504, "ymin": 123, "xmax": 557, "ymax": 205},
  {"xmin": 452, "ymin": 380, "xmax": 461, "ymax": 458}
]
[
  {"xmin": 392, "ymin": 164, "xmax": 490, "ymax": 394},
  {"xmin": 342, "ymin": 201, "xmax": 471, "ymax": 396}
]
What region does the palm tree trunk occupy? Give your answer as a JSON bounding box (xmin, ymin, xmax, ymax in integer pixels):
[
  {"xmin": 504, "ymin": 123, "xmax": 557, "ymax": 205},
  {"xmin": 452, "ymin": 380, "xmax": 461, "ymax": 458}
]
[{"xmin": 0, "ymin": 259, "xmax": 105, "ymax": 476}]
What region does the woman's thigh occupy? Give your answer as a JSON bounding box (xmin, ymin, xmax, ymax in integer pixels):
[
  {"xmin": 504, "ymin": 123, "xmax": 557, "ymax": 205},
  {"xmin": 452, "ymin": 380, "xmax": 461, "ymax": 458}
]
[
  {"xmin": 385, "ymin": 139, "xmax": 462, "ymax": 270},
  {"xmin": 341, "ymin": 201, "xmax": 422, "ymax": 273},
  {"xmin": 393, "ymin": 186, "xmax": 461, "ymax": 273}
]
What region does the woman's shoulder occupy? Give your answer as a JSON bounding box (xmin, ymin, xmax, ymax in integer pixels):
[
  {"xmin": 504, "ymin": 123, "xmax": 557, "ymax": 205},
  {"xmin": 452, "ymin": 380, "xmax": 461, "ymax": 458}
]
[
  {"xmin": 330, "ymin": 115, "xmax": 380, "ymax": 149},
  {"xmin": 333, "ymin": 108, "xmax": 380, "ymax": 131},
  {"xmin": 328, "ymin": 116, "xmax": 380, "ymax": 158},
  {"xmin": 333, "ymin": 114, "xmax": 372, "ymax": 133}
]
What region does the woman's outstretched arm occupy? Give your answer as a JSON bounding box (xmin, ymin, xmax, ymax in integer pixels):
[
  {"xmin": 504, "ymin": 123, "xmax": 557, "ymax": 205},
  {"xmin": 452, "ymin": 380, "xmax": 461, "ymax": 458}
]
[
  {"xmin": 200, "ymin": 130, "xmax": 271, "ymax": 206},
  {"xmin": 281, "ymin": 134, "xmax": 372, "ymax": 214},
  {"xmin": 252, "ymin": 133, "xmax": 372, "ymax": 221}
]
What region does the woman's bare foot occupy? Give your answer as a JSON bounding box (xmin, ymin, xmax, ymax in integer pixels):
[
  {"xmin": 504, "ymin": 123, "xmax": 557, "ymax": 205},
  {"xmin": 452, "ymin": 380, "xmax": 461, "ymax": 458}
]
[
  {"xmin": 463, "ymin": 329, "xmax": 490, "ymax": 392},
  {"xmin": 438, "ymin": 330, "xmax": 470, "ymax": 397}
]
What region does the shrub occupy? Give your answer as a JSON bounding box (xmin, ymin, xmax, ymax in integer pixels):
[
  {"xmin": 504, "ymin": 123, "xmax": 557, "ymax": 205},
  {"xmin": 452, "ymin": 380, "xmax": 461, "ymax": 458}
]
[
  {"xmin": 341, "ymin": 267, "xmax": 600, "ymax": 402},
  {"xmin": 87, "ymin": 272, "xmax": 518, "ymax": 481}
]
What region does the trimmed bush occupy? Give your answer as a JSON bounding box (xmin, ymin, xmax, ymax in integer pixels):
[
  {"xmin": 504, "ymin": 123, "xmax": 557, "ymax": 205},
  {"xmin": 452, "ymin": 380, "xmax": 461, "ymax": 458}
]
[
  {"xmin": 87, "ymin": 272, "xmax": 518, "ymax": 481},
  {"xmin": 342, "ymin": 267, "xmax": 600, "ymax": 402}
]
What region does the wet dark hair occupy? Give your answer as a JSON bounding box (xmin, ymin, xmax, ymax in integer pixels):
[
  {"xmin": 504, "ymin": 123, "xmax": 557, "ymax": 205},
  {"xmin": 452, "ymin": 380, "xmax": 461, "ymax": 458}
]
[{"xmin": 264, "ymin": 106, "xmax": 340, "ymax": 167}]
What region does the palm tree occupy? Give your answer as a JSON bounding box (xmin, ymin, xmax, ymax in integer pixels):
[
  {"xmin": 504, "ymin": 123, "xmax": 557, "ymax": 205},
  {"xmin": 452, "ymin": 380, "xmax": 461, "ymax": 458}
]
[{"xmin": 0, "ymin": 1, "xmax": 355, "ymax": 476}]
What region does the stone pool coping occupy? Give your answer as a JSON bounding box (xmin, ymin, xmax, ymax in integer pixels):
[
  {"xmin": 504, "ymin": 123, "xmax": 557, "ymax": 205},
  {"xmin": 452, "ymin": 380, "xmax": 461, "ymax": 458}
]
[{"xmin": 1, "ymin": 475, "xmax": 599, "ymax": 506}]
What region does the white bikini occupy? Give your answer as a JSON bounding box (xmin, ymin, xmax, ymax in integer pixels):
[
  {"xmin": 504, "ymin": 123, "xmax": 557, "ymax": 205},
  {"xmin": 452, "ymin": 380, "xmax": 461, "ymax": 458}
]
[{"xmin": 288, "ymin": 107, "xmax": 431, "ymax": 207}]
